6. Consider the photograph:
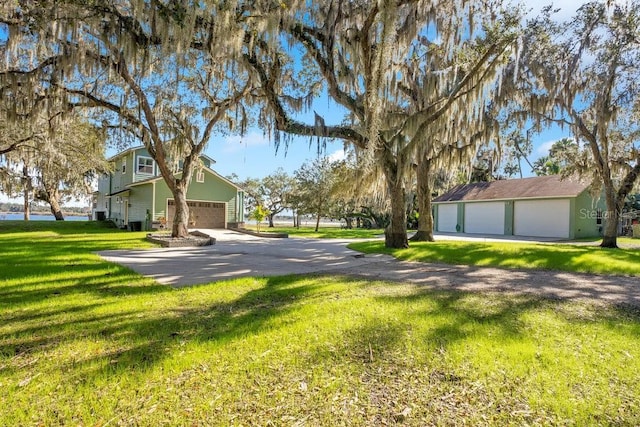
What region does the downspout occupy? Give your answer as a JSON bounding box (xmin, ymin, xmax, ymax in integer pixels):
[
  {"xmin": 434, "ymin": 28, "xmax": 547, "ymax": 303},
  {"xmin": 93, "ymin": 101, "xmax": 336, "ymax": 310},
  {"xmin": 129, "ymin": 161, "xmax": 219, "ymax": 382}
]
[
  {"xmin": 108, "ymin": 173, "xmax": 112, "ymax": 218},
  {"xmin": 236, "ymin": 191, "xmax": 240, "ymax": 223},
  {"xmin": 152, "ymin": 181, "xmax": 156, "ymax": 219}
]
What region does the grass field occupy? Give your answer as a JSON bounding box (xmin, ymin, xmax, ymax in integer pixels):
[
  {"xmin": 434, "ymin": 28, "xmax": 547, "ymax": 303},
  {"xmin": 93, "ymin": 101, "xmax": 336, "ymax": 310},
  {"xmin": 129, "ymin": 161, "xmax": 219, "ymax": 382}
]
[
  {"xmin": 349, "ymin": 239, "xmax": 640, "ymax": 276},
  {"xmin": 1, "ymin": 221, "xmax": 640, "ymax": 425},
  {"xmin": 246, "ymin": 224, "xmax": 385, "ymax": 239}
]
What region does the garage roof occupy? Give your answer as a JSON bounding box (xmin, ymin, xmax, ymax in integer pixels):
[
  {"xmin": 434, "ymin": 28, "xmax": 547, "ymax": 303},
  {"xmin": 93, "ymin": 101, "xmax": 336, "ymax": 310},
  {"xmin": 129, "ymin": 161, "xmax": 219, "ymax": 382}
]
[{"xmin": 434, "ymin": 175, "xmax": 590, "ymax": 203}]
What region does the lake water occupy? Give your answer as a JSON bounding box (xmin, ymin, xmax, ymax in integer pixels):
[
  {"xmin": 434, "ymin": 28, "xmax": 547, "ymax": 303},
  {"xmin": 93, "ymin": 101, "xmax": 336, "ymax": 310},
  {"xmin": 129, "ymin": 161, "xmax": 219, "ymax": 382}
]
[{"xmin": 0, "ymin": 213, "xmax": 89, "ymax": 221}]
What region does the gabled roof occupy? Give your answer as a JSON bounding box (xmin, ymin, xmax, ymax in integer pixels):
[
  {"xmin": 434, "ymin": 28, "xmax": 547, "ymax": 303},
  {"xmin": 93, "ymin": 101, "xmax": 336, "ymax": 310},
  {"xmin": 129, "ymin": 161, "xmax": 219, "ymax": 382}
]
[
  {"xmin": 433, "ymin": 175, "xmax": 590, "ymax": 203},
  {"xmin": 107, "ymin": 146, "xmax": 216, "ymax": 166}
]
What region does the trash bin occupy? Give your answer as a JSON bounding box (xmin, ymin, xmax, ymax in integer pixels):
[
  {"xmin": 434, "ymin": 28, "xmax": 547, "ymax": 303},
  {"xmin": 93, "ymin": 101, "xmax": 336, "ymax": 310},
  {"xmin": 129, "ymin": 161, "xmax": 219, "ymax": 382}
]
[
  {"xmin": 96, "ymin": 211, "xmax": 106, "ymax": 221},
  {"xmin": 129, "ymin": 221, "xmax": 142, "ymax": 231}
]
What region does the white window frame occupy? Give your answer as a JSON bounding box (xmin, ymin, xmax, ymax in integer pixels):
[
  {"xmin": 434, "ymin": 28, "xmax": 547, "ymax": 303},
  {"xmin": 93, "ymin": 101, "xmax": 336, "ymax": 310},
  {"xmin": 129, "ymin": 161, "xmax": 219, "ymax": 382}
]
[
  {"xmin": 137, "ymin": 156, "xmax": 154, "ymax": 174},
  {"xmin": 196, "ymin": 170, "xmax": 205, "ymax": 183},
  {"xmin": 121, "ymin": 159, "xmax": 126, "ymax": 174}
]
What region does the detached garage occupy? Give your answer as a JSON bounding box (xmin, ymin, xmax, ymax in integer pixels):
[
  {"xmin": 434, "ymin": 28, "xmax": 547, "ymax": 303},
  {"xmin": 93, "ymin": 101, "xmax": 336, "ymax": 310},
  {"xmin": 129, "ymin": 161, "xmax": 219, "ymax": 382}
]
[{"xmin": 433, "ymin": 175, "xmax": 604, "ymax": 239}]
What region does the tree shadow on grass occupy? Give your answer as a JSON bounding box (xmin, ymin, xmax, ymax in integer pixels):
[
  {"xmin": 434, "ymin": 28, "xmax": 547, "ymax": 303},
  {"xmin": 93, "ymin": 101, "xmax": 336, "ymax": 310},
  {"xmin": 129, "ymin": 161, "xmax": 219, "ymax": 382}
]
[
  {"xmin": 295, "ymin": 281, "xmax": 640, "ymax": 424},
  {"xmin": 354, "ymin": 240, "xmax": 640, "ymax": 276},
  {"xmin": 1, "ymin": 274, "xmax": 321, "ymax": 379},
  {"xmin": 0, "ymin": 264, "xmax": 168, "ymax": 307},
  {"xmin": 319, "ymin": 288, "xmax": 548, "ymax": 365}
]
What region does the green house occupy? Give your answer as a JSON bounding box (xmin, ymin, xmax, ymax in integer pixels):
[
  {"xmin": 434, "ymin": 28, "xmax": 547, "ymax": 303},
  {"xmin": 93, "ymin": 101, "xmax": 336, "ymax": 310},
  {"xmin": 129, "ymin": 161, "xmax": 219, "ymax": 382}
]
[
  {"xmin": 93, "ymin": 147, "xmax": 244, "ymax": 230},
  {"xmin": 432, "ymin": 175, "xmax": 605, "ymax": 239}
]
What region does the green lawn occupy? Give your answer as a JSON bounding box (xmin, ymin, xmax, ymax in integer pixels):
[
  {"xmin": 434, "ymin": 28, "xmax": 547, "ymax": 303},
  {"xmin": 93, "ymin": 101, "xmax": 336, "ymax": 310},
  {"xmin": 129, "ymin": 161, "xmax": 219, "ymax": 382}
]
[
  {"xmin": 1, "ymin": 221, "xmax": 640, "ymax": 425},
  {"xmin": 349, "ymin": 240, "xmax": 640, "ymax": 276},
  {"xmin": 247, "ymin": 224, "xmax": 385, "ymax": 239}
]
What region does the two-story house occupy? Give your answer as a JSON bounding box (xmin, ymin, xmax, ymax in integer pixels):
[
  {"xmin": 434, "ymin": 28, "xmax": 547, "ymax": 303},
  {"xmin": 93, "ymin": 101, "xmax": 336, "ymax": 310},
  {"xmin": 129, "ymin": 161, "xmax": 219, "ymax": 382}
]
[{"xmin": 93, "ymin": 146, "xmax": 244, "ymax": 230}]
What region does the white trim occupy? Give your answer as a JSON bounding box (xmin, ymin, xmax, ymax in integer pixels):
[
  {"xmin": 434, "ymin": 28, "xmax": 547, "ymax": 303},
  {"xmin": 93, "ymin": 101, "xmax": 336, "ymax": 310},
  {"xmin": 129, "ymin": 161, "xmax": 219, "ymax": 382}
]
[
  {"xmin": 136, "ymin": 155, "xmax": 154, "ymax": 175},
  {"xmin": 121, "ymin": 158, "xmax": 126, "ymax": 174},
  {"xmin": 107, "ymin": 146, "xmax": 216, "ymax": 166},
  {"xmin": 433, "ymin": 195, "xmax": 580, "ymax": 204},
  {"xmin": 196, "ymin": 170, "xmax": 205, "ymax": 183}
]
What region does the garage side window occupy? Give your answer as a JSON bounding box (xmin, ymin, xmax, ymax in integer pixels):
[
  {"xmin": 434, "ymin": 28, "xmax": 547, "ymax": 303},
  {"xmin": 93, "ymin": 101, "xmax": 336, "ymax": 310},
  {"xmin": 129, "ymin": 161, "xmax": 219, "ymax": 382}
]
[{"xmin": 137, "ymin": 156, "xmax": 154, "ymax": 174}]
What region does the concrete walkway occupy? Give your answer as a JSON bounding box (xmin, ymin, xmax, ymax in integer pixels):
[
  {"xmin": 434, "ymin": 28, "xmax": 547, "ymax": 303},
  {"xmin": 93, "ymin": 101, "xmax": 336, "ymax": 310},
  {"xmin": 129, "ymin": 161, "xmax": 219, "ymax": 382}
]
[{"xmin": 99, "ymin": 229, "xmax": 640, "ymax": 307}]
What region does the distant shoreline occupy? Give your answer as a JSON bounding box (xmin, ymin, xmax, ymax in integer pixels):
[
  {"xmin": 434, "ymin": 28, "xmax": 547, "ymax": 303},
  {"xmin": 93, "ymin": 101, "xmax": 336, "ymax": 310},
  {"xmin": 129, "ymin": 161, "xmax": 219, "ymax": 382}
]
[{"xmin": 0, "ymin": 212, "xmax": 90, "ymax": 217}]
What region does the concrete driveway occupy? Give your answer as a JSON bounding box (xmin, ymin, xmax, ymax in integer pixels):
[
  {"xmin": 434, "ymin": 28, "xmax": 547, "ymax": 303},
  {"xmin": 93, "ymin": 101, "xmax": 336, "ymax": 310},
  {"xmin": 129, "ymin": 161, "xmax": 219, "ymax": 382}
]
[
  {"xmin": 99, "ymin": 229, "xmax": 387, "ymax": 287},
  {"xmin": 99, "ymin": 229, "xmax": 640, "ymax": 307}
]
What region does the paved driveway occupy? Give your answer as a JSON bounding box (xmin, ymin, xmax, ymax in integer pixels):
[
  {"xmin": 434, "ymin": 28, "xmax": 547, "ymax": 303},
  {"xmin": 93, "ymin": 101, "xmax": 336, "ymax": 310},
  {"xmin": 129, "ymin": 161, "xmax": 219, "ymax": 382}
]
[
  {"xmin": 99, "ymin": 229, "xmax": 640, "ymax": 307},
  {"xmin": 99, "ymin": 229, "xmax": 386, "ymax": 287}
]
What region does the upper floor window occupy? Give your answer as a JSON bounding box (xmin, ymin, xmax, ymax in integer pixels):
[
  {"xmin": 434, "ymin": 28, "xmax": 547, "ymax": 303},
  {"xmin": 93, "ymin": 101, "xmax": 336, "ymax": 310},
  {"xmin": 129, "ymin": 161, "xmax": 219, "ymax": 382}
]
[
  {"xmin": 121, "ymin": 160, "xmax": 126, "ymax": 174},
  {"xmin": 196, "ymin": 170, "xmax": 205, "ymax": 183},
  {"xmin": 137, "ymin": 156, "xmax": 154, "ymax": 174}
]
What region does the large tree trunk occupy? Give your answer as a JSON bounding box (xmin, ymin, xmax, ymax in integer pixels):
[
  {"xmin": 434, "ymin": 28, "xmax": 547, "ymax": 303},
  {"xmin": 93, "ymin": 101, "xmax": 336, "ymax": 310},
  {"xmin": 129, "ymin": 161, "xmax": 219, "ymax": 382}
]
[
  {"xmin": 171, "ymin": 185, "xmax": 190, "ymax": 238},
  {"xmin": 411, "ymin": 158, "xmax": 435, "ymax": 242},
  {"xmin": 22, "ymin": 165, "xmax": 31, "ymax": 221},
  {"xmin": 600, "ymin": 181, "xmax": 619, "ymax": 248},
  {"xmin": 315, "ymin": 213, "xmax": 321, "ymax": 232},
  {"xmin": 49, "ymin": 194, "xmax": 65, "ymax": 221},
  {"xmin": 37, "ymin": 186, "xmax": 64, "ymax": 220},
  {"xmin": 601, "ymin": 163, "xmax": 640, "ymax": 247},
  {"xmin": 23, "ymin": 194, "xmax": 30, "ymax": 221},
  {"xmin": 384, "ymin": 167, "xmax": 408, "ymax": 249},
  {"xmin": 345, "ymin": 216, "xmax": 353, "ymax": 229},
  {"xmin": 268, "ymin": 213, "xmax": 275, "ymax": 228}
]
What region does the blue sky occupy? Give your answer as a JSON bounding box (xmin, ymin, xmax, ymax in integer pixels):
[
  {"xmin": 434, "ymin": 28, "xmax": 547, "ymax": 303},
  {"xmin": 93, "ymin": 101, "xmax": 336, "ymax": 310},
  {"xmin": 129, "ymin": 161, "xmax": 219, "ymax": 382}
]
[
  {"xmin": 0, "ymin": 0, "xmax": 585, "ymax": 204},
  {"xmin": 203, "ymin": 106, "xmax": 571, "ymax": 182},
  {"xmin": 204, "ymin": 0, "xmax": 586, "ymax": 181},
  {"xmin": 202, "ymin": 0, "xmax": 586, "ymax": 181}
]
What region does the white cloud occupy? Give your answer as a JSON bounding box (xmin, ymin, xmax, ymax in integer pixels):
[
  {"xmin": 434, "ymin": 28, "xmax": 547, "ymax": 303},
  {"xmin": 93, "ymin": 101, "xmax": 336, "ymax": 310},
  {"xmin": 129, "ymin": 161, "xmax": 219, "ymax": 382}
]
[
  {"xmin": 327, "ymin": 148, "xmax": 347, "ymax": 162},
  {"xmin": 222, "ymin": 131, "xmax": 269, "ymax": 153},
  {"xmin": 536, "ymin": 139, "xmax": 557, "ymax": 156},
  {"xmin": 526, "ymin": 1, "xmax": 580, "ymax": 21},
  {"xmin": 535, "ymin": 136, "xmax": 579, "ymax": 157},
  {"xmin": 528, "ymin": 1, "xmax": 627, "ymax": 22}
]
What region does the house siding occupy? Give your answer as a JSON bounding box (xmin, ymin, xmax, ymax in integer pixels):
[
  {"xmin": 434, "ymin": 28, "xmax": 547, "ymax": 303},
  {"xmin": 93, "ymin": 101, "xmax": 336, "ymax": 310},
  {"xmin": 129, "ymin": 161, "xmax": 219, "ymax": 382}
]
[
  {"xmin": 574, "ymin": 190, "xmax": 606, "ymax": 238},
  {"xmin": 504, "ymin": 201, "xmax": 514, "ymax": 235},
  {"xmin": 152, "ymin": 170, "xmax": 241, "ymax": 224},
  {"xmin": 109, "ymin": 194, "xmax": 128, "ymax": 227},
  {"xmin": 128, "ymin": 184, "xmax": 153, "ymax": 224}
]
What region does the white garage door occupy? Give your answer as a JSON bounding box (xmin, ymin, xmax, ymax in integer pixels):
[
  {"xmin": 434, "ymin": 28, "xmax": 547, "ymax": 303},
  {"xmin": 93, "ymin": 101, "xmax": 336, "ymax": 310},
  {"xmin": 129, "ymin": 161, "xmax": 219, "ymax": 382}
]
[
  {"xmin": 437, "ymin": 204, "xmax": 458, "ymax": 232},
  {"xmin": 464, "ymin": 202, "xmax": 505, "ymax": 235},
  {"xmin": 514, "ymin": 199, "xmax": 570, "ymax": 238}
]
